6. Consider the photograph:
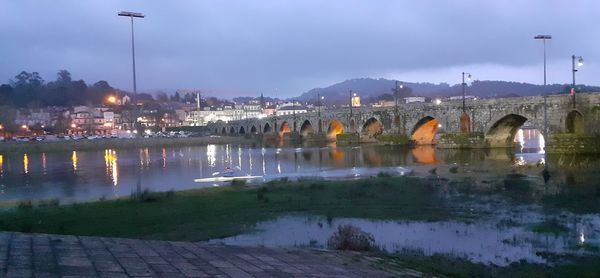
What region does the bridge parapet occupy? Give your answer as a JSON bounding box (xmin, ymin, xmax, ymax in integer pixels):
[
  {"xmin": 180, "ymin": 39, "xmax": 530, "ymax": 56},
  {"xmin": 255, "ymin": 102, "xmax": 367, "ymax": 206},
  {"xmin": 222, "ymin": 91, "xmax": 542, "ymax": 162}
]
[{"xmin": 208, "ymin": 93, "xmax": 600, "ymax": 151}]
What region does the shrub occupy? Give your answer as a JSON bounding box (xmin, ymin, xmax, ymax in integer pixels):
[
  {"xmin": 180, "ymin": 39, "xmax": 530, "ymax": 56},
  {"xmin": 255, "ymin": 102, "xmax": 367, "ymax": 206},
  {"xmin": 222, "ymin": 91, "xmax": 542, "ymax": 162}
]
[
  {"xmin": 256, "ymin": 187, "xmax": 268, "ymax": 200},
  {"xmin": 38, "ymin": 199, "xmax": 60, "ymax": 207},
  {"xmin": 130, "ymin": 189, "xmax": 159, "ymax": 203},
  {"xmin": 377, "ymin": 171, "xmax": 395, "ymax": 178},
  {"xmin": 165, "ymin": 189, "xmax": 175, "ymax": 198},
  {"xmin": 327, "ymin": 224, "xmax": 375, "ymax": 251},
  {"xmin": 17, "ymin": 200, "xmax": 33, "ymax": 210},
  {"xmin": 231, "ymin": 179, "xmax": 247, "ymax": 187}
]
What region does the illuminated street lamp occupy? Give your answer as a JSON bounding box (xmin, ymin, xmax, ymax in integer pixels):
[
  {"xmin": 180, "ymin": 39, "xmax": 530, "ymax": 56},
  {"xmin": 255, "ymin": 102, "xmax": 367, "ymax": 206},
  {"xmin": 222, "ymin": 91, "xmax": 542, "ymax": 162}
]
[
  {"xmin": 21, "ymin": 125, "xmax": 28, "ymax": 130},
  {"xmin": 571, "ymin": 55, "xmax": 584, "ymax": 108},
  {"xmin": 107, "ymin": 95, "xmax": 117, "ymax": 104},
  {"xmin": 461, "ymin": 72, "xmax": 472, "ymax": 112}
]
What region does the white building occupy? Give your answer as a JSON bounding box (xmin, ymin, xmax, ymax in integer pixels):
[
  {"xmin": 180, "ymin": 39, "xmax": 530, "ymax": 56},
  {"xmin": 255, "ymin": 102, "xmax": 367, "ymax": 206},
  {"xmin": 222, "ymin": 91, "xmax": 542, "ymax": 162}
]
[
  {"xmin": 404, "ymin": 96, "xmax": 426, "ymax": 103},
  {"xmin": 276, "ymin": 103, "xmax": 308, "ymax": 116}
]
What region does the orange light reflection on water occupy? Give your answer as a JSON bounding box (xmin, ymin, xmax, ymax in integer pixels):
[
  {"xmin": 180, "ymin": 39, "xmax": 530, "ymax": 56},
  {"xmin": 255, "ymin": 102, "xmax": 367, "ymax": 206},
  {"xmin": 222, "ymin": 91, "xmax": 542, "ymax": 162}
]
[{"xmin": 23, "ymin": 154, "xmax": 29, "ymax": 174}]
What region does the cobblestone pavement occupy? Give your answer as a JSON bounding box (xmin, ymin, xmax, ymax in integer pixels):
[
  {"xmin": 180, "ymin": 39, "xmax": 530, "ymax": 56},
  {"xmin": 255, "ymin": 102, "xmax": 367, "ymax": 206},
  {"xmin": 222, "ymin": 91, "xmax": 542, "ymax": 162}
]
[{"xmin": 0, "ymin": 232, "xmax": 399, "ymax": 277}]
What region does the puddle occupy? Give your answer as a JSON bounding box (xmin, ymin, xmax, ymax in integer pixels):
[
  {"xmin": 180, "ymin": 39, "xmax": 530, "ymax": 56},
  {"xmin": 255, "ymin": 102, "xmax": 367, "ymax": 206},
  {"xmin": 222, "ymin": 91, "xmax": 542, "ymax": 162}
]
[{"xmin": 210, "ymin": 211, "xmax": 600, "ymax": 266}]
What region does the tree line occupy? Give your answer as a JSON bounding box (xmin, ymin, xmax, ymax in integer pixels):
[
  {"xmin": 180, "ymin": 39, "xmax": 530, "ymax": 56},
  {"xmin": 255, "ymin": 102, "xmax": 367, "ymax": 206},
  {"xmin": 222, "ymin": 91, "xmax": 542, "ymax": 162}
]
[{"xmin": 0, "ymin": 70, "xmax": 237, "ymax": 109}]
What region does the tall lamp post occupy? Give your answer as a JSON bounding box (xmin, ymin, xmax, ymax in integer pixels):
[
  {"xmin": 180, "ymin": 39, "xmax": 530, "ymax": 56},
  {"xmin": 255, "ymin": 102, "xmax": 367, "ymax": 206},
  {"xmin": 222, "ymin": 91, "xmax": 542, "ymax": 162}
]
[
  {"xmin": 118, "ymin": 11, "xmax": 144, "ymax": 196},
  {"xmin": 349, "ymin": 90, "xmax": 353, "ymax": 116},
  {"xmin": 118, "ymin": 11, "xmax": 144, "ymax": 132},
  {"xmin": 571, "ymin": 55, "xmax": 584, "ymax": 109},
  {"xmin": 534, "ymin": 34, "xmax": 551, "ymax": 182},
  {"xmin": 534, "ymin": 35, "xmax": 551, "ymax": 138},
  {"xmin": 317, "ymin": 94, "xmax": 324, "ymax": 133},
  {"xmin": 461, "ymin": 72, "xmax": 472, "ymax": 112},
  {"xmin": 393, "ymin": 81, "xmax": 404, "ymax": 112}
]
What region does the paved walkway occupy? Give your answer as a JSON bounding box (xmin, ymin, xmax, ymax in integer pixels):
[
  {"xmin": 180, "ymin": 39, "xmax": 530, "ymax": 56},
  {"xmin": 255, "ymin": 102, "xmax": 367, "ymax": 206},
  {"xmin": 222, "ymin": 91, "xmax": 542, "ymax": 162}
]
[{"xmin": 0, "ymin": 232, "xmax": 399, "ymax": 277}]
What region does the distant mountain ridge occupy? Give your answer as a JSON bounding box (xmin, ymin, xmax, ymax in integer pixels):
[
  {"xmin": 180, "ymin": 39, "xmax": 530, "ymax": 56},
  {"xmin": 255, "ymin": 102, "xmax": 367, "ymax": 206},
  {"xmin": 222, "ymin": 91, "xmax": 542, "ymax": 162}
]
[{"xmin": 296, "ymin": 78, "xmax": 600, "ymax": 104}]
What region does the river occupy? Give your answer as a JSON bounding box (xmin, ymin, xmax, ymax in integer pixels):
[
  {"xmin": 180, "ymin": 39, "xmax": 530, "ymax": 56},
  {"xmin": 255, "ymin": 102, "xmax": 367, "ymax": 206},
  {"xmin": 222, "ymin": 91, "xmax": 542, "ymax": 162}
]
[{"xmin": 2, "ymin": 131, "xmax": 600, "ymax": 266}]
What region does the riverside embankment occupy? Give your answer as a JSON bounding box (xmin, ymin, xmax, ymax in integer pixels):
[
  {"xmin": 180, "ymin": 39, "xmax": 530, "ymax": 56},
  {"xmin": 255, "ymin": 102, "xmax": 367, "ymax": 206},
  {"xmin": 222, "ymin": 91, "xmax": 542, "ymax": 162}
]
[{"xmin": 0, "ymin": 135, "xmax": 255, "ymax": 153}]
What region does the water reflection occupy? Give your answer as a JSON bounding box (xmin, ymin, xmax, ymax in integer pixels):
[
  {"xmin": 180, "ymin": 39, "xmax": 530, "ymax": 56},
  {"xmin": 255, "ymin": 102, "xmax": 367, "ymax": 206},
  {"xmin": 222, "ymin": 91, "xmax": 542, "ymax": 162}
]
[
  {"xmin": 71, "ymin": 151, "xmax": 77, "ymax": 172},
  {"xmin": 41, "ymin": 153, "xmax": 47, "ymax": 174},
  {"xmin": 212, "ymin": 212, "xmax": 600, "ymax": 266},
  {"xmin": 104, "ymin": 149, "xmax": 118, "ymax": 186},
  {"xmin": 23, "ymin": 153, "xmax": 29, "ymax": 174},
  {"xmin": 514, "ymin": 128, "xmax": 545, "ymax": 153},
  {"xmin": 0, "ymin": 142, "xmax": 598, "ymax": 202}
]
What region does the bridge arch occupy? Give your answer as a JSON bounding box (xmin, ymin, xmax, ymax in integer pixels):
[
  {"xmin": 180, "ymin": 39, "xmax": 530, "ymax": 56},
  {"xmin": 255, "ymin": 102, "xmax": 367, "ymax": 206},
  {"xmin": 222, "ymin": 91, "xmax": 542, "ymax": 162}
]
[
  {"xmin": 327, "ymin": 119, "xmax": 345, "ymax": 140},
  {"xmin": 264, "ymin": 123, "xmax": 272, "ymax": 133},
  {"xmin": 221, "ymin": 127, "xmax": 226, "ymax": 134},
  {"xmin": 239, "ymin": 126, "xmax": 246, "ymax": 134},
  {"xmin": 300, "ymin": 120, "xmax": 314, "ymax": 136},
  {"xmin": 362, "ymin": 117, "xmax": 384, "ymax": 137},
  {"xmin": 566, "ymin": 110, "xmax": 584, "ymax": 134},
  {"xmin": 279, "ymin": 121, "xmax": 291, "ymax": 136},
  {"xmin": 411, "ymin": 116, "xmax": 439, "ymax": 145},
  {"xmin": 229, "ymin": 126, "xmax": 235, "ymax": 134},
  {"xmin": 250, "ymin": 125, "xmax": 257, "ymax": 134},
  {"xmin": 485, "ymin": 114, "xmax": 528, "ymax": 147}
]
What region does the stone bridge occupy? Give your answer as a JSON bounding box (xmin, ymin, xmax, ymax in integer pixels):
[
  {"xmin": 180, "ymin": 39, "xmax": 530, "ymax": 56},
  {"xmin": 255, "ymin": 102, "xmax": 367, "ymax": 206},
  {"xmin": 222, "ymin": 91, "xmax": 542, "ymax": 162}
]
[{"xmin": 208, "ymin": 93, "xmax": 600, "ymax": 149}]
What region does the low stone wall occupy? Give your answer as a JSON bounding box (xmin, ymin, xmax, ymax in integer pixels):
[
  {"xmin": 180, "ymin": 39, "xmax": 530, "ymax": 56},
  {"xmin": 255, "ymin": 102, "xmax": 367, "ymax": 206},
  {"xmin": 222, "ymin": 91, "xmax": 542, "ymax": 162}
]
[
  {"xmin": 437, "ymin": 132, "xmax": 486, "ymax": 149},
  {"xmin": 375, "ymin": 134, "xmax": 410, "ymax": 145},
  {"xmin": 336, "ymin": 133, "xmax": 360, "ymax": 145},
  {"xmin": 546, "ymin": 133, "xmax": 600, "ymax": 154},
  {"xmin": 0, "ymin": 136, "xmax": 254, "ymax": 153}
]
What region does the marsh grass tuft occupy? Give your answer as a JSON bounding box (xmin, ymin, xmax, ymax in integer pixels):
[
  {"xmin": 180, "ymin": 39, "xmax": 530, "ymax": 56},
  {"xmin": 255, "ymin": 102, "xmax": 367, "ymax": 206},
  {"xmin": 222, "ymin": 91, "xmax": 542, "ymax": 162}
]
[{"xmin": 328, "ymin": 224, "xmax": 375, "ymax": 251}]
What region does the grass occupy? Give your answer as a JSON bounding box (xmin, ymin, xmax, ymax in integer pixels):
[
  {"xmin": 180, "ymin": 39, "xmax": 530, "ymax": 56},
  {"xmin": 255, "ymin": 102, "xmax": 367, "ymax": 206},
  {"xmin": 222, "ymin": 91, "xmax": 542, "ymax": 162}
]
[
  {"xmin": 526, "ymin": 219, "xmax": 569, "ymax": 235},
  {"xmin": 0, "ymin": 176, "xmax": 453, "ymax": 241}
]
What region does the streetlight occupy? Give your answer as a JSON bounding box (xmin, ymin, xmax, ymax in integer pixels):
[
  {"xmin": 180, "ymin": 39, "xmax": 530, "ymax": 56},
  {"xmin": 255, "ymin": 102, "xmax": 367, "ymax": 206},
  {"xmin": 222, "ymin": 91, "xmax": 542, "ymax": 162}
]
[
  {"xmin": 349, "ymin": 90, "xmax": 353, "ymax": 116},
  {"xmin": 534, "ymin": 35, "xmax": 552, "ymax": 86},
  {"xmin": 107, "ymin": 95, "xmax": 117, "ymax": 104},
  {"xmin": 534, "ymin": 34, "xmax": 552, "ymax": 182},
  {"xmin": 461, "ymin": 72, "xmax": 472, "ymax": 112},
  {"xmin": 317, "ymin": 93, "xmax": 324, "ymax": 133},
  {"xmin": 393, "ymin": 81, "xmax": 403, "ymax": 112},
  {"xmin": 534, "ymin": 35, "xmax": 552, "ymax": 138},
  {"xmin": 571, "ymin": 55, "xmax": 584, "ymax": 108},
  {"xmin": 118, "ymin": 11, "xmax": 144, "ymax": 133},
  {"xmin": 118, "ymin": 10, "xmax": 144, "ymax": 198}
]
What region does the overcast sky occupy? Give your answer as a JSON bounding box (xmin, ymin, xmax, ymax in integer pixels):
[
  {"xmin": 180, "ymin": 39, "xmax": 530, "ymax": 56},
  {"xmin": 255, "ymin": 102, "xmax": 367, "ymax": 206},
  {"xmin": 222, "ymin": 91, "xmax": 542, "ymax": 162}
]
[{"xmin": 1, "ymin": 0, "xmax": 599, "ymax": 98}]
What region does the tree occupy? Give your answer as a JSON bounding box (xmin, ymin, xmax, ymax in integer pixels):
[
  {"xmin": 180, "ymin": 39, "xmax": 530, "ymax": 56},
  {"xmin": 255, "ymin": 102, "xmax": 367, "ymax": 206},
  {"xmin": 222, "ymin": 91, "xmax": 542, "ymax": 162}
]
[
  {"xmin": 170, "ymin": 91, "xmax": 181, "ymax": 102},
  {"xmin": 377, "ymin": 93, "xmax": 394, "ymax": 101},
  {"xmin": 156, "ymin": 92, "xmax": 169, "ymax": 102},
  {"xmin": 393, "ymin": 84, "xmax": 413, "ymax": 99},
  {"xmin": 56, "ymin": 70, "xmax": 72, "ymax": 84}
]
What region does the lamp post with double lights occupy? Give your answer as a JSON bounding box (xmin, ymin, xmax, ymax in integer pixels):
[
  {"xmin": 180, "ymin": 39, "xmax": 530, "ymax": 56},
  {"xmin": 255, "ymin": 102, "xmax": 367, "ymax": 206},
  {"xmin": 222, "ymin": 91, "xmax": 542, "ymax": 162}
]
[{"xmin": 571, "ymin": 55, "xmax": 584, "ymax": 108}]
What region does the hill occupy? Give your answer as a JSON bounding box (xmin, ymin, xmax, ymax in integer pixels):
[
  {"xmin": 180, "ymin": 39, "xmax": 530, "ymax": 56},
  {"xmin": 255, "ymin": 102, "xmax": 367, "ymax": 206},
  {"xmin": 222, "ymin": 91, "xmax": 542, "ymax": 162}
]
[{"xmin": 295, "ymin": 78, "xmax": 600, "ymax": 104}]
